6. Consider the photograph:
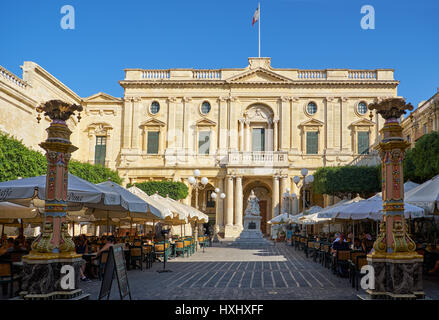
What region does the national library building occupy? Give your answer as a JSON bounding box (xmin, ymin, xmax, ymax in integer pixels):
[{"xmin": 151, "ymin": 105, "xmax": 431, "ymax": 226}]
[{"xmin": 0, "ymin": 57, "xmax": 399, "ymax": 238}]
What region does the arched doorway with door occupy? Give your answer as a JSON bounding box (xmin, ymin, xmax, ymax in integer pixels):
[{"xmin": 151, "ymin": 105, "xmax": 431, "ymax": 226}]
[{"xmin": 242, "ymin": 179, "xmax": 272, "ymax": 236}]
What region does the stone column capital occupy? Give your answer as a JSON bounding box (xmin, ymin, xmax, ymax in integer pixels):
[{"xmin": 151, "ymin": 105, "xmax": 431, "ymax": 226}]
[{"xmin": 167, "ymin": 97, "xmax": 178, "ymax": 103}]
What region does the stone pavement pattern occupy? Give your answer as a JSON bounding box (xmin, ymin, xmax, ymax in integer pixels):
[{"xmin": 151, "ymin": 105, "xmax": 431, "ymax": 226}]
[{"xmin": 80, "ymin": 242, "xmax": 363, "ymax": 300}]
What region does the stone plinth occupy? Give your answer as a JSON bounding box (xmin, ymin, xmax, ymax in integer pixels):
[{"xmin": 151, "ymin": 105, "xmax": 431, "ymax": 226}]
[
  {"xmin": 20, "ymin": 257, "xmax": 84, "ymax": 299},
  {"xmin": 232, "ymin": 216, "xmax": 273, "ymax": 246}
]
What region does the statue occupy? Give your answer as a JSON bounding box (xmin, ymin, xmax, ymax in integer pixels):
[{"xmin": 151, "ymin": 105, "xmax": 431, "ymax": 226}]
[{"xmin": 244, "ymin": 190, "xmax": 260, "ymax": 216}]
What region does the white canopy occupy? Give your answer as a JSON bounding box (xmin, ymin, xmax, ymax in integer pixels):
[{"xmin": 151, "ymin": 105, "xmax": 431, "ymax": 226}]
[
  {"xmin": 287, "ymin": 206, "xmax": 324, "ymax": 224},
  {"xmin": 0, "ymin": 174, "xmax": 120, "ymax": 210},
  {"xmin": 127, "ymin": 186, "xmax": 174, "ymax": 220},
  {"xmin": 87, "ymin": 181, "xmax": 162, "ymax": 220},
  {"xmin": 0, "ymin": 202, "xmax": 39, "ymax": 219},
  {"xmin": 317, "ymin": 196, "xmax": 364, "ymax": 219},
  {"xmin": 148, "ymin": 193, "xmax": 189, "ymax": 224},
  {"xmin": 318, "ymin": 195, "xmax": 425, "ymax": 220},
  {"xmin": 405, "ymin": 175, "xmax": 439, "ymax": 214},
  {"xmin": 268, "ymin": 213, "xmax": 291, "ymax": 225}
]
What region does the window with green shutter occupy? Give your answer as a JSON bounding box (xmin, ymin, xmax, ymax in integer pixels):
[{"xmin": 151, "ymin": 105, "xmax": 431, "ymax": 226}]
[
  {"xmin": 357, "ymin": 131, "xmax": 370, "ymax": 154},
  {"xmin": 147, "ymin": 131, "xmax": 160, "ymax": 154},
  {"xmin": 252, "ymin": 128, "xmax": 265, "ymax": 151},
  {"xmin": 306, "ymin": 132, "xmax": 318, "ymax": 154},
  {"xmin": 95, "ymin": 136, "xmax": 107, "ymax": 166}
]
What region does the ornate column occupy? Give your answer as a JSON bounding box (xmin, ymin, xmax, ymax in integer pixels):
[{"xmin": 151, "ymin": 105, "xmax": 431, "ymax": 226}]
[
  {"xmin": 22, "ymin": 100, "xmax": 84, "ymax": 299},
  {"xmin": 224, "ymin": 175, "xmax": 235, "ymax": 237},
  {"xmin": 367, "ymin": 97, "xmax": 423, "ymax": 299},
  {"xmin": 272, "ymin": 175, "xmax": 280, "ymax": 218},
  {"xmin": 234, "ymin": 176, "xmax": 243, "ymax": 229}
]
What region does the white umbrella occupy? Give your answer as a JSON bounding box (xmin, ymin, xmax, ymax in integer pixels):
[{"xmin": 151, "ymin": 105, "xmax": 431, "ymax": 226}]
[
  {"xmin": 298, "ymin": 212, "xmax": 332, "ymax": 225},
  {"xmin": 317, "ymin": 196, "xmax": 364, "ymax": 219},
  {"xmin": 127, "ymin": 186, "xmax": 174, "ymax": 220},
  {"xmin": 0, "ymin": 202, "xmax": 38, "ymax": 219},
  {"xmin": 405, "ymin": 175, "xmax": 439, "ymax": 214},
  {"xmin": 0, "ymin": 173, "xmax": 120, "ymax": 210},
  {"xmin": 404, "ymin": 180, "xmax": 420, "ymax": 193},
  {"xmin": 148, "ymin": 193, "xmax": 189, "ymax": 224},
  {"xmin": 268, "ymin": 213, "xmax": 290, "ymax": 225}
]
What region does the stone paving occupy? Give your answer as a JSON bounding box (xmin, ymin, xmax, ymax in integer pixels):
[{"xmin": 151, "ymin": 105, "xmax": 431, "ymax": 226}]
[{"xmin": 79, "ymin": 242, "xmax": 364, "ymax": 300}]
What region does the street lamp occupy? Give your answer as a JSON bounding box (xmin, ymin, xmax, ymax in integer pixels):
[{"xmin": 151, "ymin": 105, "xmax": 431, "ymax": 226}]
[
  {"xmin": 210, "ymin": 188, "xmax": 226, "ymax": 244},
  {"xmin": 293, "ymin": 169, "xmax": 314, "ymax": 237},
  {"xmin": 188, "ymin": 170, "xmax": 209, "ymax": 248}
]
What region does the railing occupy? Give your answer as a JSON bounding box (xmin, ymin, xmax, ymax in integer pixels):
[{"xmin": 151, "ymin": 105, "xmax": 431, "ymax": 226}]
[
  {"xmin": 348, "ymin": 70, "xmax": 377, "ymax": 80},
  {"xmin": 297, "ymin": 70, "xmax": 327, "ymax": 80},
  {"xmin": 193, "ymin": 70, "xmax": 221, "ymax": 79},
  {"xmin": 227, "ymin": 151, "xmax": 288, "ymax": 166},
  {"xmin": 0, "ymin": 65, "xmax": 27, "ymax": 89},
  {"xmin": 141, "ymin": 70, "xmax": 170, "ymax": 79}
]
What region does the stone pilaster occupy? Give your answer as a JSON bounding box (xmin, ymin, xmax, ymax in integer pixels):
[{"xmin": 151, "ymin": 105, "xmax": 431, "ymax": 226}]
[
  {"xmin": 224, "ymin": 175, "xmax": 235, "ymax": 237},
  {"xmin": 272, "ymin": 175, "xmax": 280, "ymax": 218}
]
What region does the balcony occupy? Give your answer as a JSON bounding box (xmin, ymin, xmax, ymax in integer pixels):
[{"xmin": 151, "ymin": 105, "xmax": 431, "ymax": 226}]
[{"xmin": 226, "ymin": 151, "xmax": 289, "ymax": 167}]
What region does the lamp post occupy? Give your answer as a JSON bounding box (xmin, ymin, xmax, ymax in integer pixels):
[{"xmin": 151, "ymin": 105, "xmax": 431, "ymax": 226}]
[
  {"xmin": 211, "ymin": 188, "xmax": 226, "ymax": 244},
  {"xmin": 293, "ymin": 169, "xmax": 314, "ymax": 237},
  {"xmin": 366, "ymin": 97, "xmax": 423, "ymax": 299},
  {"xmin": 188, "ymin": 170, "xmax": 209, "ymax": 248}
]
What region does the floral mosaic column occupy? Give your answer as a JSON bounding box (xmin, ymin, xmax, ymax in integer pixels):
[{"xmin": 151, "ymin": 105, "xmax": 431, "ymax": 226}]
[
  {"xmin": 21, "ymin": 100, "xmax": 85, "ymax": 299},
  {"xmin": 367, "ymin": 98, "xmax": 424, "ymax": 299}
]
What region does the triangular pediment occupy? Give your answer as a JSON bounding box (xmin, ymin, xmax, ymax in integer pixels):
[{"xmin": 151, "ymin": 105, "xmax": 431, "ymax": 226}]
[
  {"xmin": 140, "ymin": 118, "xmax": 166, "ymax": 127},
  {"xmin": 349, "ymin": 118, "xmax": 375, "ymax": 128},
  {"xmin": 298, "ymin": 118, "xmax": 324, "ymax": 127},
  {"xmin": 196, "ymin": 118, "xmax": 216, "ymax": 126},
  {"xmin": 226, "ymin": 68, "xmax": 292, "ymax": 84},
  {"xmin": 83, "ymin": 92, "xmax": 123, "ymax": 103}
]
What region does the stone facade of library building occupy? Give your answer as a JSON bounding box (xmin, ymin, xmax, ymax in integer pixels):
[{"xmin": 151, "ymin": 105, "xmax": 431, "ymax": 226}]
[{"xmin": 0, "ymin": 57, "xmax": 398, "ymax": 238}]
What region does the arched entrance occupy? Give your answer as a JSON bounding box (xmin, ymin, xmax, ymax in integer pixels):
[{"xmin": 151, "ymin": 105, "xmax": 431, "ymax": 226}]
[{"xmin": 243, "ymin": 180, "xmax": 272, "ymax": 236}]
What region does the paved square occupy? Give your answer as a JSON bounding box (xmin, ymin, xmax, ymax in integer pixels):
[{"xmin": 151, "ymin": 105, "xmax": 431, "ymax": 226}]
[{"xmin": 79, "ymin": 243, "xmax": 367, "ymax": 300}]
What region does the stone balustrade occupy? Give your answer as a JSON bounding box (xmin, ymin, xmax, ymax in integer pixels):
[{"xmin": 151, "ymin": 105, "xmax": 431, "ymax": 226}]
[
  {"xmin": 125, "ymin": 67, "xmax": 393, "ymax": 81},
  {"xmin": 0, "ymin": 65, "xmax": 28, "ymax": 89},
  {"xmin": 227, "ymin": 151, "xmax": 288, "ymax": 166}
]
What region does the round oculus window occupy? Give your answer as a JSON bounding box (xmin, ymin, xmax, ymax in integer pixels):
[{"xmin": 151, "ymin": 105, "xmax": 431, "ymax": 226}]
[
  {"xmin": 201, "ymin": 101, "xmax": 211, "ymax": 115},
  {"xmin": 307, "ymin": 102, "xmax": 317, "ymax": 115},
  {"xmin": 358, "ymin": 102, "xmax": 368, "ymax": 115},
  {"xmin": 150, "ymin": 101, "xmax": 160, "ymax": 114}
]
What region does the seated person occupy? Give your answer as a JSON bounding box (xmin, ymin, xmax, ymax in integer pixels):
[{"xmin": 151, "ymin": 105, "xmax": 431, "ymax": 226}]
[
  {"xmin": 331, "ymin": 234, "xmax": 349, "ymax": 255},
  {"xmin": 13, "ymin": 239, "xmax": 27, "ymax": 252},
  {"xmin": 351, "ymin": 238, "xmax": 363, "ymax": 251},
  {"xmin": 362, "ymin": 234, "xmax": 374, "ymax": 253},
  {"xmin": 429, "ymin": 259, "xmax": 439, "ymax": 274},
  {"xmin": 89, "ymin": 236, "xmax": 116, "ymax": 278}
]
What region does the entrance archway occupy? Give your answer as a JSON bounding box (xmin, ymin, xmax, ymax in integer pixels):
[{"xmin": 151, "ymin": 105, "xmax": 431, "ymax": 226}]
[{"xmin": 243, "ymin": 180, "xmax": 271, "ymax": 236}]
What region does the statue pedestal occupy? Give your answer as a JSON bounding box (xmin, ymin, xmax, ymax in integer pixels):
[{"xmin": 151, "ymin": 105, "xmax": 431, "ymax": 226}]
[{"xmin": 232, "ymin": 216, "xmax": 273, "ymax": 246}]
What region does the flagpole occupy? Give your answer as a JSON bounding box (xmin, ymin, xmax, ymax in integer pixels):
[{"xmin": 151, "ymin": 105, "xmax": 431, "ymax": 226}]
[{"xmin": 258, "ymin": 2, "xmax": 261, "ymax": 57}]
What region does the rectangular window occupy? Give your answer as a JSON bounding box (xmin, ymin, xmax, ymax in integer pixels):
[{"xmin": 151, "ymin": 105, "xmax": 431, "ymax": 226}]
[
  {"xmin": 423, "ymin": 124, "xmax": 428, "ymax": 134},
  {"xmin": 198, "ymin": 131, "xmax": 210, "ymax": 155},
  {"xmin": 407, "ymin": 135, "xmax": 411, "ymax": 143},
  {"xmin": 252, "ymin": 128, "xmax": 265, "ymax": 151},
  {"xmin": 147, "ymin": 131, "xmax": 159, "ymax": 154},
  {"xmin": 357, "ymin": 131, "xmax": 370, "ymax": 154},
  {"xmin": 206, "ymin": 190, "xmax": 215, "ymax": 208},
  {"xmin": 306, "ymin": 131, "xmax": 318, "ymax": 154},
  {"xmin": 95, "ymin": 136, "xmax": 106, "ymax": 166}
]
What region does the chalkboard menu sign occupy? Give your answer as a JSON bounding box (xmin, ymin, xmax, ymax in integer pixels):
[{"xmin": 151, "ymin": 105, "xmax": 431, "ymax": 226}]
[{"xmin": 98, "ymin": 244, "xmax": 132, "ymax": 300}]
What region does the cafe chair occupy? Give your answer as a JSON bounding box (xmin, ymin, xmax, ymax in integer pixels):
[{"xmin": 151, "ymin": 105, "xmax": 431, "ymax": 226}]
[
  {"xmin": 174, "ymin": 240, "xmax": 186, "ymax": 258},
  {"xmin": 130, "ymin": 246, "xmax": 143, "ymax": 271},
  {"xmin": 335, "ymin": 250, "xmax": 351, "ymax": 278},
  {"xmin": 353, "ymin": 255, "xmax": 368, "ymax": 291},
  {"xmin": 97, "ymin": 250, "xmax": 109, "ymax": 281},
  {"xmin": 183, "ymin": 239, "xmax": 192, "ymax": 257},
  {"xmin": 0, "ymin": 261, "xmax": 22, "ymax": 298},
  {"xmin": 348, "ymin": 251, "xmax": 366, "ymax": 286},
  {"xmin": 154, "ymin": 241, "xmax": 170, "ymax": 262},
  {"xmin": 143, "ymin": 245, "xmax": 153, "ymax": 269}
]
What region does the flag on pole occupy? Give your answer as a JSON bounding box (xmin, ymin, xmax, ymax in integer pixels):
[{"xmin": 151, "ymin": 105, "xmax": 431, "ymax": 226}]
[{"xmin": 252, "ymin": 7, "xmax": 260, "ymax": 26}]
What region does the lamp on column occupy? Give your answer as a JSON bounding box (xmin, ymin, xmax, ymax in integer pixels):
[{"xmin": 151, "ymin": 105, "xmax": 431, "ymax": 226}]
[
  {"xmin": 210, "ymin": 188, "xmax": 226, "ymax": 244},
  {"xmin": 188, "ymin": 170, "xmax": 208, "ymax": 248},
  {"xmin": 293, "ymin": 169, "xmax": 314, "ymax": 237}
]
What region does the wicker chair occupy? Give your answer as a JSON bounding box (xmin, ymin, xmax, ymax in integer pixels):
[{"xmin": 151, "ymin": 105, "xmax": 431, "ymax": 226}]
[
  {"xmin": 129, "ymin": 246, "xmax": 143, "ymax": 271},
  {"xmin": 97, "ymin": 250, "xmax": 109, "ymax": 280},
  {"xmin": 348, "ymin": 251, "xmax": 366, "ymax": 286},
  {"xmin": 174, "ymin": 240, "xmax": 187, "ymax": 258},
  {"xmin": 0, "ymin": 261, "xmax": 22, "ymax": 298},
  {"xmin": 335, "ymin": 250, "xmax": 351, "ymax": 277}
]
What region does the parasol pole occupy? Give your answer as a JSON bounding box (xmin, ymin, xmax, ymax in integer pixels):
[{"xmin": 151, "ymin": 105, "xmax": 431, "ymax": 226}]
[
  {"xmin": 152, "ymin": 219, "xmax": 155, "ymax": 242},
  {"xmin": 106, "ymin": 211, "xmax": 109, "ymax": 236}
]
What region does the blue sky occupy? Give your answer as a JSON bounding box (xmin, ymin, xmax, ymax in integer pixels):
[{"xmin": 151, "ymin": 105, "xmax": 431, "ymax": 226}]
[{"xmin": 0, "ymin": 0, "xmax": 437, "ymax": 113}]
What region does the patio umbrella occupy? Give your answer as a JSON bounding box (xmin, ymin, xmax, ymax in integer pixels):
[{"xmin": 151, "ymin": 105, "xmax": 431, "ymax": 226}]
[
  {"xmin": 0, "ymin": 202, "xmax": 39, "ymax": 219},
  {"xmin": 89, "ymin": 181, "xmax": 162, "ymax": 220},
  {"xmin": 405, "ymin": 175, "xmax": 439, "ymax": 214},
  {"xmin": 148, "ymin": 193, "xmax": 189, "ymax": 224},
  {"xmin": 127, "ymin": 186, "xmax": 174, "ymax": 220},
  {"xmin": 0, "ymin": 174, "xmax": 121, "ymax": 210},
  {"xmin": 268, "ymin": 213, "xmax": 290, "ymax": 225}
]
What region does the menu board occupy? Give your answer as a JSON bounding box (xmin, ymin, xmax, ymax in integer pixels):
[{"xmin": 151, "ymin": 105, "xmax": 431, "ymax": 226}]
[{"xmin": 98, "ymin": 244, "xmax": 132, "ymax": 300}]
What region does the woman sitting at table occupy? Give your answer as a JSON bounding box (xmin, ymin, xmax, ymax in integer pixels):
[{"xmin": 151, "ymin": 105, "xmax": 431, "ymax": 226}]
[
  {"xmin": 351, "ymin": 238, "xmax": 363, "ymax": 251},
  {"xmin": 89, "ymin": 236, "xmax": 115, "ymax": 278}
]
